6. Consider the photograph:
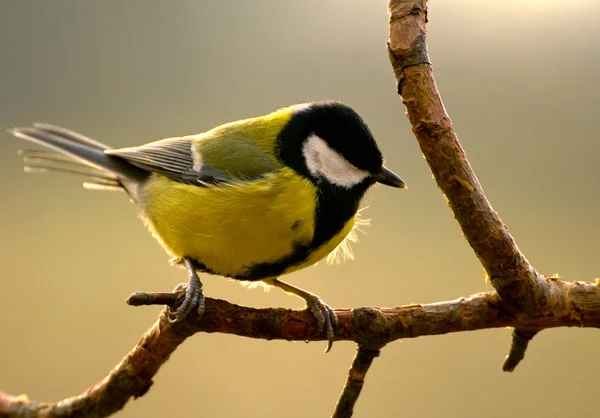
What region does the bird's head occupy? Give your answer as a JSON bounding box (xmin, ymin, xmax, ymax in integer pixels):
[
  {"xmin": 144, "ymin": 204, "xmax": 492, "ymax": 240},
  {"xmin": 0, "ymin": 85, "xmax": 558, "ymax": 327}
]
[{"xmin": 276, "ymin": 101, "xmax": 407, "ymax": 190}]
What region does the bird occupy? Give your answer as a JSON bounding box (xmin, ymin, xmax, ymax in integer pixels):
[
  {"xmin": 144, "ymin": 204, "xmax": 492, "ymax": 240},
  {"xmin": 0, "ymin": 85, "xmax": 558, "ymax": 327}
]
[{"xmin": 9, "ymin": 101, "xmax": 406, "ymax": 351}]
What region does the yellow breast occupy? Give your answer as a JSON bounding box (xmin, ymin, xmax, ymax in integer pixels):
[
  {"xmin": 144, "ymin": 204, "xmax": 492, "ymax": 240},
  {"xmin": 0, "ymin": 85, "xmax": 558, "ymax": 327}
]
[{"xmin": 141, "ymin": 170, "xmax": 354, "ymax": 279}]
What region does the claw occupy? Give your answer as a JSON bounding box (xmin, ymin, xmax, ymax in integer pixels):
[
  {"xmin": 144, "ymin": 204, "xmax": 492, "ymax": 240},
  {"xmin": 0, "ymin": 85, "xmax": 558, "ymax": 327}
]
[
  {"xmin": 269, "ymin": 278, "xmax": 338, "ymax": 352},
  {"xmin": 167, "ymin": 259, "xmax": 205, "ymax": 323},
  {"xmin": 304, "ymin": 295, "xmax": 338, "ymax": 353}
]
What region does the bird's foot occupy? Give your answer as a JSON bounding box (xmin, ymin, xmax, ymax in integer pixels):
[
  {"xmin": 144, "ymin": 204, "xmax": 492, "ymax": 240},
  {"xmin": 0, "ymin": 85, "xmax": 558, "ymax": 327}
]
[
  {"xmin": 168, "ymin": 269, "xmax": 205, "ymax": 323},
  {"xmin": 303, "ymin": 293, "xmax": 338, "ymax": 353},
  {"xmin": 261, "ymin": 278, "xmax": 339, "ymax": 352}
]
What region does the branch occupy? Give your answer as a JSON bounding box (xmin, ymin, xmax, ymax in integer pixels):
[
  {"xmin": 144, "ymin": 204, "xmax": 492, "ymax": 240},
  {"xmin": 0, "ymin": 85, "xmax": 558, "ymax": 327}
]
[
  {"xmin": 2, "ymin": 281, "xmax": 600, "ymax": 417},
  {"xmin": 502, "ymin": 329, "xmax": 538, "ymax": 372},
  {"xmin": 385, "ymin": 0, "xmax": 600, "ymax": 382},
  {"xmin": 387, "ymin": 0, "xmax": 548, "ymax": 315},
  {"xmin": 333, "ymin": 346, "xmax": 381, "ymax": 418}
]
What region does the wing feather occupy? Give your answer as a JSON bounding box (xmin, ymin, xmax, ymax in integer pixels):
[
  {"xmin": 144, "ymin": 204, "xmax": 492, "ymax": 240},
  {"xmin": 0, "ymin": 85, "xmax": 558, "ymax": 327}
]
[
  {"xmin": 106, "ymin": 134, "xmax": 281, "ymax": 186},
  {"xmin": 106, "ymin": 137, "xmax": 194, "ymax": 176}
]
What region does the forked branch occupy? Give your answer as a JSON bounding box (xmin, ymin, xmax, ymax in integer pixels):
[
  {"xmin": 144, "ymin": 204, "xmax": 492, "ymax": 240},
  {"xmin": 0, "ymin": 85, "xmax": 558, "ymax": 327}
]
[
  {"xmin": 2, "ymin": 282, "xmax": 600, "ymax": 417},
  {"xmin": 385, "ymin": 0, "xmax": 600, "ymax": 378},
  {"xmin": 387, "ymin": 0, "xmax": 547, "ymax": 313},
  {"xmin": 1, "ymin": 1, "xmax": 599, "ymax": 417}
]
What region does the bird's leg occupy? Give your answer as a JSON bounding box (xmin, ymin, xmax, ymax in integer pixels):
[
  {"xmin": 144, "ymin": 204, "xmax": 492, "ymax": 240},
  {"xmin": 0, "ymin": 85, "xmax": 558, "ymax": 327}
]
[
  {"xmin": 269, "ymin": 278, "xmax": 338, "ymax": 353},
  {"xmin": 168, "ymin": 258, "xmax": 206, "ymax": 323}
]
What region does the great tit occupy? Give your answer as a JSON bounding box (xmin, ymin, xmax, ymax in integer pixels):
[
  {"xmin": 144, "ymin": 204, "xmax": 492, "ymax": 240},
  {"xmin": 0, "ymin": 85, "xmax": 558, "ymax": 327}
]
[{"xmin": 9, "ymin": 101, "xmax": 406, "ymax": 351}]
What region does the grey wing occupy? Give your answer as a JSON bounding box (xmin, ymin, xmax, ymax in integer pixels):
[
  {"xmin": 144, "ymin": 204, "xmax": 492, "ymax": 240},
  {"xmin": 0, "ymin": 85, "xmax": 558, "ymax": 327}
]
[
  {"xmin": 105, "ymin": 136, "xmax": 276, "ymax": 186},
  {"xmin": 105, "ymin": 136, "xmax": 228, "ymax": 185}
]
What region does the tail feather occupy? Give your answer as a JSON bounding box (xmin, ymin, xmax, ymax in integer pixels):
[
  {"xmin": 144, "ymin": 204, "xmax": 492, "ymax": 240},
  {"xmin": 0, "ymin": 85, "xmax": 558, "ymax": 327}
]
[
  {"xmin": 21, "ymin": 149, "xmax": 108, "ymax": 170},
  {"xmin": 18, "ymin": 149, "xmax": 86, "ymax": 163},
  {"xmin": 18, "ymin": 149, "xmax": 117, "ymax": 183},
  {"xmin": 83, "ymin": 180, "xmax": 125, "ymax": 192},
  {"xmin": 9, "ymin": 125, "xmax": 147, "ymax": 182},
  {"xmin": 23, "ymin": 160, "xmax": 116, "ymax": 181},
  {"xmin": 9, "ymin": 124, "xmax": 149, "ymax": 201},
  {"xmin": 31, "ymin": 123, "xmax": 110, "ymax": 151}
]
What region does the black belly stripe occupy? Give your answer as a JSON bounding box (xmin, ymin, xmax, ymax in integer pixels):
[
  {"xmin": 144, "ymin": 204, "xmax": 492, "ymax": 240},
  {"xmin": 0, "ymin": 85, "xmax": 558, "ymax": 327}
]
[{"xmin": 190, "ymin": 179, "xmax": 372, "ymax": 281}]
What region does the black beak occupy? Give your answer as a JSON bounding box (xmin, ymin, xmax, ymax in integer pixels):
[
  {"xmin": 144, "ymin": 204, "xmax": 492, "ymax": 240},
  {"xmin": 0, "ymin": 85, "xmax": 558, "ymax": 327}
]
[{"xmin": 371, "ymin": 166, "xmax": 407, "ymax": 188}]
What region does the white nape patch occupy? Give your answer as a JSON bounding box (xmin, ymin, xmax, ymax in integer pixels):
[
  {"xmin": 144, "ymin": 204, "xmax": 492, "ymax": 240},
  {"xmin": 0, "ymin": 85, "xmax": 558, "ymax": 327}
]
[
  {"xmin": 290, "ymin": 102, "xmax": 312, "ymax": 113},
  {"xmin": 302, "ymin": 134, "xmax": 369, "ymax": 188},
  {"xmin": 191, "ymin": 145, "xmax": 203, "ymax": 172}
]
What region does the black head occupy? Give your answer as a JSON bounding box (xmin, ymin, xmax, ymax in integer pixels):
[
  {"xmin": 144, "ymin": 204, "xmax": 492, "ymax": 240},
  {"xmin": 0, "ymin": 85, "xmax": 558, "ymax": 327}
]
[{"xmin": 276, "ymin": 101, "xmax": 406, "ymax": 190}]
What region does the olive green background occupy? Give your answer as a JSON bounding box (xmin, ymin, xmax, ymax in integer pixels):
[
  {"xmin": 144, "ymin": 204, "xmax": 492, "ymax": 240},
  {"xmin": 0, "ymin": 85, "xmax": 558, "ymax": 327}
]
[{"xmin": 1, "ymin": 1, "xmax": 599, "ymax": 417}]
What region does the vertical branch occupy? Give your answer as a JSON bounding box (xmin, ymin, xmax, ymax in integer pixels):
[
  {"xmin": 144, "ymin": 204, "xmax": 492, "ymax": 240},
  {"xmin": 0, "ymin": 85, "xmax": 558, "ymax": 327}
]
[
  {"xmin": 332, "ymin": 346, "xmax": 381, "ymax": 418},
  {"xmin": 386, "ymin": 0, "xmax": 549, "ymax": 315}
]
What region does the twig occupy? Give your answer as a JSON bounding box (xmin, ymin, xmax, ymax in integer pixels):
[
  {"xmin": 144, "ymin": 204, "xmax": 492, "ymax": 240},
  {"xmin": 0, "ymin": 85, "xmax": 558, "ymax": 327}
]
[
  {"xmin": 502, "ymin": 329, "xmax": 538, "ymax": 372},
  {"xmin": 2, "ymin": 283, "xmax": 599, "ymax": 417},
  {"xmin": 126, "ymin": 291, "xmax": 180, "ymax": 307},
  {"xmin": 332, "ymin": 346, "xmax": 381, "ymax": 418}
]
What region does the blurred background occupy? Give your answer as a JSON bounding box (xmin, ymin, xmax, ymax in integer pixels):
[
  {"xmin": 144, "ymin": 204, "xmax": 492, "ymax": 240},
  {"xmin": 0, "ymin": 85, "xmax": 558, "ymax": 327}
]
[{"xmin": 1, "ymin": 1, "xmax": 599, "ymax": 417}]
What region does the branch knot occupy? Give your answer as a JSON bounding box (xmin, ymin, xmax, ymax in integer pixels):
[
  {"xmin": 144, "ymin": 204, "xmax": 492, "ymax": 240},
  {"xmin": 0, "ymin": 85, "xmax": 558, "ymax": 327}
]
[{"xmin": 350, "ymin": 307, "xmax": 390, "ymax": 349}]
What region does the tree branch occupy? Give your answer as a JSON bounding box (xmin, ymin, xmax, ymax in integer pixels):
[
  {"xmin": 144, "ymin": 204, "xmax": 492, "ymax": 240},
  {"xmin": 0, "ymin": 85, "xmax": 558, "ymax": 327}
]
[
  {"xmin": 2, "ymin": 281, "xmax": 600, "ymax": 417},
  {"xmin": 502, "ymin": 329, "xmax": 538, "ymax": 372},
  {"xmin": 333, "ymin": 346, "xmax": 381, "ymax": 418},
  {"xmin": 387, "ymin": 0, "xmax": 548, "ymax": 315},
  {"xmin": 385, "ymin": 0, "xmax": 600, "ymax": 380}
]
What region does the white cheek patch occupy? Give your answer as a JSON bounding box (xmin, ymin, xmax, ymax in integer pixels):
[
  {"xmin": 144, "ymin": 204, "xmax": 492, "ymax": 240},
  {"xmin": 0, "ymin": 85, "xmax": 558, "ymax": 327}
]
[
  {"xmin": 191, "ymin": 145, "xmax": 203, "ymax": 172},
  {"xmin": 302, "ymin": 134, "xmax": 369, "ymax": 188}
]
